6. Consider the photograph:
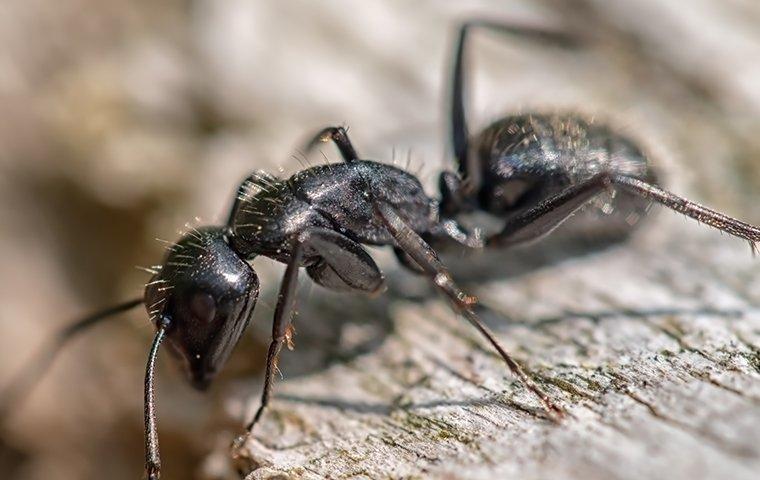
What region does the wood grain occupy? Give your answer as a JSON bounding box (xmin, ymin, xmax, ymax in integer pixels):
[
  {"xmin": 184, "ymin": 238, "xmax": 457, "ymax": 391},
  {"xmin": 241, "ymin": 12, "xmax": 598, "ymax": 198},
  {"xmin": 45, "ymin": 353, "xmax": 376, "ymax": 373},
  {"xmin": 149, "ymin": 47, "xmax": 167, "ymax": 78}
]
[{"xmin": 219, "ymin": 217, "xmax": 760, "ymax": 480}]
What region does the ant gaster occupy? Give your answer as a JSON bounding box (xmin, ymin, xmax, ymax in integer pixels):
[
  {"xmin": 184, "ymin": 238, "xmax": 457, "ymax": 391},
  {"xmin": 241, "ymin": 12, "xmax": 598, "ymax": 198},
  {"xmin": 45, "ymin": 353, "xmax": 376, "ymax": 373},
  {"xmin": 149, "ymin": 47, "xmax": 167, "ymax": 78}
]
[
  {"xmin": 439, "ymin": 21, "xmax": 760, "ymax": 251},
  {"xmin": 2, "ymin": 20, "xmax": 759, "ymax": 480}
]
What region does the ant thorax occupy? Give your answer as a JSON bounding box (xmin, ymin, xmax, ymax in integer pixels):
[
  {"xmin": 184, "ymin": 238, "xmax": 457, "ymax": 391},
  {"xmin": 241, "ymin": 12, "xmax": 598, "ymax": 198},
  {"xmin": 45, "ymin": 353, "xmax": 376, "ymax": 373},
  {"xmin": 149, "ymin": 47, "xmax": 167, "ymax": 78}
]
[{"xmin": 230, "ymin": 161, "xmax": 437, "ymax": 259}]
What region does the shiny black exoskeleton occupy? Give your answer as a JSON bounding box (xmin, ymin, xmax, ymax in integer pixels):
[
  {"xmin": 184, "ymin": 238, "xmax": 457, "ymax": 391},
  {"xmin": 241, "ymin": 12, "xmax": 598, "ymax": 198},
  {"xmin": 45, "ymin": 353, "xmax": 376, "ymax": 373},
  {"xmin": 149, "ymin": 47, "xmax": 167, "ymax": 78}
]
[
  {"xmin": 144, "ymin": 227, "xmax": 259, "ymax": 391},
  {"xmin": 146, "ymin": 134, "xmax": 516, "ymax": 479},
  {"xmin": 441, "ymin": 113, "xmax": 657, "ymax": 244},
  {"xmin": 5, "ymin": 20, "xmax": 760, "ymax": 480},
  {"xmin": 439, "ymin": 21, "xmax": 760, "ymax": 250}
]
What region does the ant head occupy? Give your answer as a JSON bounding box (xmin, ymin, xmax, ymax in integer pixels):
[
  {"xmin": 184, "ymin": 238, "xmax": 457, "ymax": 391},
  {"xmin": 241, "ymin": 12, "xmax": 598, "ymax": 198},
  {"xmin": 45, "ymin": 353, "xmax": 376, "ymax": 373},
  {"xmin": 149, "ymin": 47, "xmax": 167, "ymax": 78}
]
[{"xmin": 144, "ymin": 226, "xmax": 259, "ymax": 390}]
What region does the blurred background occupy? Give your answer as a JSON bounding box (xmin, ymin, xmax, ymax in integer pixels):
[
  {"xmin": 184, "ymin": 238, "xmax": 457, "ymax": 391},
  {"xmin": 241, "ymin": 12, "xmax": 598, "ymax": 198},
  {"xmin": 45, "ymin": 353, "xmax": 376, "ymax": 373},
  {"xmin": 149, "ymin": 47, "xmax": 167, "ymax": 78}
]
[{"xmin": 0, "ymin": 0, "xmax": 759, "ymax": 479}]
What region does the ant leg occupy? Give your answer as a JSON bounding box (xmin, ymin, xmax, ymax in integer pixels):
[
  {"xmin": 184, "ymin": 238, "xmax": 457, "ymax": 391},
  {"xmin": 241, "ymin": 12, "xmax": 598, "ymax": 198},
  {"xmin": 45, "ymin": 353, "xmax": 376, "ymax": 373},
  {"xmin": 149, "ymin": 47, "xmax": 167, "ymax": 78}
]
[
  {"xmin": 433, "ymin": 218, "xmax": 484, "ymax": 249},
  {"xmin": 487, "ymin": 173, "xmax": 613, "ymax": 248},
  {"xmin": 303, "ymin": 126, "xmax": 359, "ymax": 162},
  {"xmin": 450, "ymin": 21, "xmax": 581, "ymax": 191},
  {"xmin": 375, "ymin": 202, "xmax": 564, "ymax": 419},
  {"xmin": 399, "ymin": 218, "xmax": 483, "ymax": 272},
  {"xmin": 439, "ymin": 170, "xmax": 473, "ymax": 216},
  {"xmin": 304, "ymin": 228, "xmax": 385, "ymax": 293},
  {"xmin": 393, "ymin": 246, "xmax": 427, "ymax": 274},
  {"xmin": 226, "ymin": 171, "xmax": 280, "ymax": 226},
  {"xmin": 144, "ymin": 317, "xmax": 170, "ymax": 480},
  {"xmin": 612, "ymin": 175, "xmax": 760, "ymax": 248},
  {"xmin": 245, "ymin": 240, "xmax": 304, "ymax": 432},
  {"xmin": 450, "ymin": 22, "xmax": 476, "ymax": 185},
  {"xmin": 0, "ymin": 298, "xmax": 142, "ymax": 421},
  {"xmin": 487, "ymin": 173, "xmax": 760, "ymax": 250},
  {"xmin": 245, "ymin": 230, "xmax": 383, "ymax": 433}
]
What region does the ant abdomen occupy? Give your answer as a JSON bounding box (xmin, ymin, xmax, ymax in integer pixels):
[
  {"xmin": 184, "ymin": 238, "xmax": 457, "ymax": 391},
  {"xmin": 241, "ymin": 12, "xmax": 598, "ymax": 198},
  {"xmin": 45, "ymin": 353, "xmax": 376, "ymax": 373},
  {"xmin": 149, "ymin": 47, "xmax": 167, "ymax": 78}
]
[
  {"xmin": 474, "ymin": 113, "xmax": 658, "ymax": 240},
  {"xmin": 448, "ymin": 22, "xmax": 760, "ymax": 250}
]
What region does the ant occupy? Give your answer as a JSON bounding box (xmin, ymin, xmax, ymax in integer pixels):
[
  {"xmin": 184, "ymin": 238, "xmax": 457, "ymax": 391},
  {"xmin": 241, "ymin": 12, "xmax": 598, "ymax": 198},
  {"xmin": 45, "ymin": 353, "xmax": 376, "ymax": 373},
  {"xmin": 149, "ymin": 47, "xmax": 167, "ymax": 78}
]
[
  {"xmin": 439, "ymin": 21, "xmax": 760, "ymax": 251},
  {"xmin": 2, "ymin": 19, "xmax": 759, "ymax": 480}
]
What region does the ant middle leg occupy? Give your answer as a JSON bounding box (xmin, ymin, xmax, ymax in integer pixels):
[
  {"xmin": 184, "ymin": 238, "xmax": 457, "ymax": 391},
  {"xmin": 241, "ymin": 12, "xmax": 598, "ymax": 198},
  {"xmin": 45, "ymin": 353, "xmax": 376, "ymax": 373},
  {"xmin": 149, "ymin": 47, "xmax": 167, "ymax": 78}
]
[
  {"xmin": 449, "ymin": 20, "xmax": 583, "ymax": 193},
  {"xmin": 394, "ymin": 217, "xmax": 484, "ymax": 274},
  {"xmin": 375, "ymin": 202, "xmax": 564, "ymax": 419}
]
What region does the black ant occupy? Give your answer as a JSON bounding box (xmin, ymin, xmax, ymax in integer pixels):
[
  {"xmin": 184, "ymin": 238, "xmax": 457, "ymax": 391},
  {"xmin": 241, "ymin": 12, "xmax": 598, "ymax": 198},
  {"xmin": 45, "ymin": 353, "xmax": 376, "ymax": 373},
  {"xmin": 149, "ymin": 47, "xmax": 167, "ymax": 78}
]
[
  {"xmin": 439, "ymin": 21, "xmax": 760, "ymax": 252},
  {"xmin": 2, "ymin": 20, "xmax": 759, "ymax": 480}
]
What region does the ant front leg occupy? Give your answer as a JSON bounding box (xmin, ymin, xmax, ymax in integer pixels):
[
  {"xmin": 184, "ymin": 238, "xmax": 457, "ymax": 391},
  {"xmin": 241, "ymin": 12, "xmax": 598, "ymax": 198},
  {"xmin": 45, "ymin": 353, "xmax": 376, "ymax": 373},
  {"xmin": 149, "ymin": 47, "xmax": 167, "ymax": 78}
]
[
  {"xmin": 304, "ymin": 126, "xmax": 359, "ymax": 162},
  {"xmin": 304, "ymin": 228, "xmax": 385, "ymax": 293},
  {"xmin": 244, "ymin": 240, "xmax": 304, "ymax": 433},
  {"xmin": 226, "ymin": 171, "xmax": 281, "ymax": 226},
  {"xmin": 375, "ymin": 202, "xmax": 564, "ymax": 419},
  {"xmin": 242, "ymin": 229, "xmax": 384, "ymax": 434}
]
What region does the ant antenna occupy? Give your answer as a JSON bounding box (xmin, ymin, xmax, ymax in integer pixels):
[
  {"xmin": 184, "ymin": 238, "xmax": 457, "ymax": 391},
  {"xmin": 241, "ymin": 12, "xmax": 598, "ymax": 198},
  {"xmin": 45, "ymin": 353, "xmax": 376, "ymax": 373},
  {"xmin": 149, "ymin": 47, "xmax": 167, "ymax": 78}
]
[
  {"xmin": 0, "ymin": 298, "xmax": 142, "ymax": 421},
  {"xmin": 144, "ymin": 316, "xmax": 170, "ymax": 480}
]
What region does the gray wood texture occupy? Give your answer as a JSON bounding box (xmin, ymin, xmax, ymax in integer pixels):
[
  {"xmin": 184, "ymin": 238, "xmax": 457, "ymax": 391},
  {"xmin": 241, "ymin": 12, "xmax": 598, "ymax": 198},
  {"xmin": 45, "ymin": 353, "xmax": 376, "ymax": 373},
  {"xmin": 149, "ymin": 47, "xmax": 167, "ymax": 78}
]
[{"xmin": 223, "ymin": 217, "xmax": 760, "ymax": 480}]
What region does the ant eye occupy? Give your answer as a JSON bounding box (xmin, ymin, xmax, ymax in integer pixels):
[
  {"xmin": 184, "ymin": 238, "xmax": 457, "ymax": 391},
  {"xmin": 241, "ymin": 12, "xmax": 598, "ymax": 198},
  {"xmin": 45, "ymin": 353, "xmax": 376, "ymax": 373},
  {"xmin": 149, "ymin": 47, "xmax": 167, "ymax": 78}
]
[{"xmin": 189, "ymin": 292, "xmax": 216, "ymax": 323}]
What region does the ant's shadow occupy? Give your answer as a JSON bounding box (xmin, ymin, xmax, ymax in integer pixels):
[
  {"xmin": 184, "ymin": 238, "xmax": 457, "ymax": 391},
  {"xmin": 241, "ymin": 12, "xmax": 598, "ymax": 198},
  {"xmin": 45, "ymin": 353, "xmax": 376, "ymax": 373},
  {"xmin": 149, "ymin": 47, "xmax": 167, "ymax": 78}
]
[
  {"xmin": 237, "ymin": 229, "xmax": 628, "ymax": 382},
  {"xmin": 226, "ymin": 228, "xmax": 746, "ymax": 424}
]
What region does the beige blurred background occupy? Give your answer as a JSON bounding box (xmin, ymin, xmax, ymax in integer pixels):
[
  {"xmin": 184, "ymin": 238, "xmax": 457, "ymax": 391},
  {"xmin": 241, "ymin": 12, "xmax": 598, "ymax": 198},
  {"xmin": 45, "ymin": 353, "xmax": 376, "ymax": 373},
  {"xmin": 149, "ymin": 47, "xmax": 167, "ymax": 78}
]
[{"xmin": 1, "ymin": 1, "xmax": 759, "ymax": 479}]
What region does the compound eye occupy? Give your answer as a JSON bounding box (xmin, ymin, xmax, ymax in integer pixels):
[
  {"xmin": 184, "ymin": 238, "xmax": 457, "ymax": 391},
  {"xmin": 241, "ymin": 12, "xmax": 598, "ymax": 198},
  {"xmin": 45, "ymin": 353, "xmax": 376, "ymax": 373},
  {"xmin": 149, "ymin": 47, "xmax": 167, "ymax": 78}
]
[{"xmin": 189, "ymin": 292, "xmax": 217, "ymax": 324}]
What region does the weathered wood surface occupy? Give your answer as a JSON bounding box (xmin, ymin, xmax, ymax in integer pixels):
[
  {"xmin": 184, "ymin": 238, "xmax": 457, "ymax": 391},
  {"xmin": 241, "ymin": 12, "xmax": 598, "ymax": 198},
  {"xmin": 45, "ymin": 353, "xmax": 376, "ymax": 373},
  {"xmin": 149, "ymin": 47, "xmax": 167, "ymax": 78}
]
[
  {"xmin": 1, "ymin": 1, "xmax": 760, "ymax": 479},
  {"xmin": 213, "ymin": 217, "xmax": 760, "ymax": 480}
]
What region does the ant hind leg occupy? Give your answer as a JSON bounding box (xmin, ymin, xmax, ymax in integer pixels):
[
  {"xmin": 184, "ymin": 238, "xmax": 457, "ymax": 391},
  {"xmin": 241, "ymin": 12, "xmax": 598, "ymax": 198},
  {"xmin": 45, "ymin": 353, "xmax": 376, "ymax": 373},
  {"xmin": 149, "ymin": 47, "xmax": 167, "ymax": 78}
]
[
  {"xmin": 486, "ymin": 172, "xmax": 613, "ymax": 248},
  {"xmin": 375, "ymin": 201, "xmax": 564, "ymax": 419},
  {"xmin": 612, "ymin": 175, "xmax": 760, "ymax": 249},
  {"xmin": 486, "ymin": 172, "xmax": 760, "ymax": 251}
]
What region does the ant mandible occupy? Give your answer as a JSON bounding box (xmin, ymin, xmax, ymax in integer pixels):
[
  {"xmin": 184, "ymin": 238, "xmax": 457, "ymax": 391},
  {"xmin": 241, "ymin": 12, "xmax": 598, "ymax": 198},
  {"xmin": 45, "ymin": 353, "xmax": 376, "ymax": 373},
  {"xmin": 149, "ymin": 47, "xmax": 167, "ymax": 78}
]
[{"xmin": 2, "ymin": 20, "xmax": 758, "ymax": 480}]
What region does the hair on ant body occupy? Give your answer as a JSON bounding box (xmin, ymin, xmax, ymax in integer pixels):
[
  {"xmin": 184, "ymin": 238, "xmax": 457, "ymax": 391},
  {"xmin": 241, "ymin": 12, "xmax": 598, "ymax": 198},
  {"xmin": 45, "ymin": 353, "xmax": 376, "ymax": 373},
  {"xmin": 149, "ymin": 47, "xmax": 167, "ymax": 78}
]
[{"xmin": 2, "ymin": 20, "xmax": 758, "ymax": 480}]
